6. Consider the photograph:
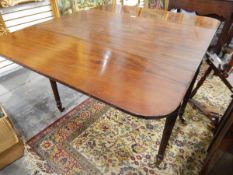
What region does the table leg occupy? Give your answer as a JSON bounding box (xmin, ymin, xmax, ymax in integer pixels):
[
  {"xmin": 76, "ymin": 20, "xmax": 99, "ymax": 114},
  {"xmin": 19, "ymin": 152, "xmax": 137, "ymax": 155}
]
[
  {"xmin": 156, "ymin": 107, "xmax": 179, "ymax": 164},
  {"xmin": 156, "ymin": 62, "xmax": 202, "ymax": 164},
  {"xmin": 190, "ymin": 65, "xmax": 212, "ymax": 98},
  {"xmin": 49, "ymin": 79, "xmax": 65, "ymax": 112},
  {"xmin": 178, "ymin": 64, "xmax": 201, "ymax": 121}
]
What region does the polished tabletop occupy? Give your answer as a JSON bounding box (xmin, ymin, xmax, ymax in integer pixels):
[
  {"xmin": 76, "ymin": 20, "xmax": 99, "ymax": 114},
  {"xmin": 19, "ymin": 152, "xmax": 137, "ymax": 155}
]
[{"xmin": 0, "ymin": 6, "xmax": 219, "ymax": 118}]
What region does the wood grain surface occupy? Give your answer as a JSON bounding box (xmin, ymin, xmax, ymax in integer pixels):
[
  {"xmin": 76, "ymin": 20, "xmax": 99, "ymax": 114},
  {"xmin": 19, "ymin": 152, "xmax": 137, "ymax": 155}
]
[{"xmin": 0, "ymin": 6, "xmax": 219, "ymax": 117}]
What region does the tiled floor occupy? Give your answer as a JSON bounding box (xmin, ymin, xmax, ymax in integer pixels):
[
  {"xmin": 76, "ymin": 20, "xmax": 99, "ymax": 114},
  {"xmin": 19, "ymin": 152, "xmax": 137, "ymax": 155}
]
[{"xmin": 0, "ymin": 68, "xmax": 87, "ymax": 175}]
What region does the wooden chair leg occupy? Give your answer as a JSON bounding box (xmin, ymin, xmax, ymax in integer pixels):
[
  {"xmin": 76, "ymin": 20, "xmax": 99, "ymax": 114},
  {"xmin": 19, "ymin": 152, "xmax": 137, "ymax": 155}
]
[
  {"xmin": 215, "ymin": 19, "xmax": 232, "ymax": 54},
  {"xmin": 190, "ymin": 65, "xmax": 212, "ymax": 98},
  {"xmin": 226, "ymin": 26, "xmax": 233, "ymax": 46},
  {"xmin": 49, "ymin": 79, "xmax": 65, "ymax": 112}
]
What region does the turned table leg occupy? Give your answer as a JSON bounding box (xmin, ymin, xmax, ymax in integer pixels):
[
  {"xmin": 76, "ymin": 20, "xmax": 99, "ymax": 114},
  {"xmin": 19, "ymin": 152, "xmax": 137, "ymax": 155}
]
[
  {"xmin": 156, "ymin": 62, "xmax": 202, "ymax": 164},
  {"xmin": 190, "ymin": 66, "xmax": 212, "ymax": 98},
  {"xmin": 49, "ymin": 79, "xmax": 65, "ymax": 112},
  {"xmin": 156, "ymin": 107, "xmax": 179, "ymax": 164},
  {"xmin": 179, "ymin": 63, "xmax": 201, "ymax": 121}
]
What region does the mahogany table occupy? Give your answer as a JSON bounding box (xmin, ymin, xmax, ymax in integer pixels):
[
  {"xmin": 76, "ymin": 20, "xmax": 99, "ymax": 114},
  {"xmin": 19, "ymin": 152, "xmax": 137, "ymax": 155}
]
[
  {"xmin": 0, "ymin": 6, "xmax": 219, "ymax": 163},
  {"xmin": 168, "ymin": 0, "xmax": 233, "ymax": 54}
]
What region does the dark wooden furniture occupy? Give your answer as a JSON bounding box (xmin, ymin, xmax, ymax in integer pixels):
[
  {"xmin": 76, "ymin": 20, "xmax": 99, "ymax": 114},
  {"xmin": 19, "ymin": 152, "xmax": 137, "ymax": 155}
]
[
  {"xmin": 192, "ymin": 53, "xmax": 233, "ymax": 96},
  {"xmin": 50, "ymin": 79, "xmax": 65, "ymax": 112},
  {"xmin": 190, "ymin": 52, "xmax": 233, "ymax": 131},
  {"xmin": 226, "ymin": 20, "xmax": 233, "ymax": 46},
  {"xmin": 200, "ymin": 98, "xmax": 233, "ymax": 175},
  {"xmin": 0, "ymin": 6, "xmax": 219, "ymax": 162},
  {"xmin": 168, "ymin": 0, "xmax": 233, "ymax": 54}
]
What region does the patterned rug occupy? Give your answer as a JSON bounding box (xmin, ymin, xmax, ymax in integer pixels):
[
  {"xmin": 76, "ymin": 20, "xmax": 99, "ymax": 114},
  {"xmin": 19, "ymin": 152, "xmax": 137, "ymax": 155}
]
[{"xmin": 27, "ymin": 65, "xmax": 231, "ymax": 175}]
